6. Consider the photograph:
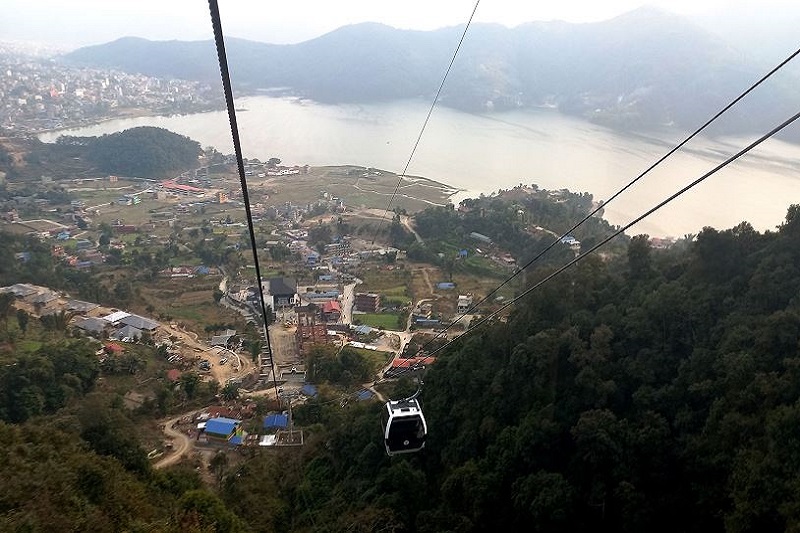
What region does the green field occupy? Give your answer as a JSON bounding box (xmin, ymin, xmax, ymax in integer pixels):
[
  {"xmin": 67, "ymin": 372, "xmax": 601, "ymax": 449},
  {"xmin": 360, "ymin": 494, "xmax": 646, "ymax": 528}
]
[
  {"xmin": 355, "ymin": 312, "xmax": 404, "ymax": 330},
  {"xmin": 348, "ymin": 347, "xmax": 394, "ymax": 374}
]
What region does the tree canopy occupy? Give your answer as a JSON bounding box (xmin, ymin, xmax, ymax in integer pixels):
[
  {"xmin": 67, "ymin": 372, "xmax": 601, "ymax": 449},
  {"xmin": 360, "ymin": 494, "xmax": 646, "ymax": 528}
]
[{"xmin": 57, "ymin": 126, "xmax": 201, "ymax": 177}]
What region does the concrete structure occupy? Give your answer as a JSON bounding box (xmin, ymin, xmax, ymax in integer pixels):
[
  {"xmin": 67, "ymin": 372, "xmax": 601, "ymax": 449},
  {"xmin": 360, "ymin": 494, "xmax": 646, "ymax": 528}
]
[
  {"xmin": 296, "ymin": 306, "xmax": 328, "ymax": 355},
  {"xmin": 354, "ymin": 293, "xmax": 380, "ymax": 313},
  {"xmin": 457, "ymin": 295, "xmax": 473, "ymax": 314},
  {"xmin": 266, "ymin": 277, "xmax": 299, "ymax": 309}
]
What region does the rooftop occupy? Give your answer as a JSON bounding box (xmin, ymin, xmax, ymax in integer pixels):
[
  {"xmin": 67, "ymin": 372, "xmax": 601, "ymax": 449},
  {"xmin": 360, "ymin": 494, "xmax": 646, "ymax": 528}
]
[{"xmin": 120, "ymin": 314, "xmax": 159, "ymax": 331}]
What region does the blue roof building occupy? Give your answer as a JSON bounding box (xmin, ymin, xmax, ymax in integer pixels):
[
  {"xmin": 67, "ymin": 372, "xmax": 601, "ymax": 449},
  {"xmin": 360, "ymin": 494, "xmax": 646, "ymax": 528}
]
[
  {"xmin": 301, "ymin": 384, "xmax": 318, "ymax": 397},
  {"xmin": 357, "ymin": 390, "xmax": 373, "ymax": 401},
  {"xmin": 263, "ymin": 413, "xmax": 289, "ymax": 429},
  {"xmin": 204, "ymin": 417, "xmax": 240, "ymax": 440}
]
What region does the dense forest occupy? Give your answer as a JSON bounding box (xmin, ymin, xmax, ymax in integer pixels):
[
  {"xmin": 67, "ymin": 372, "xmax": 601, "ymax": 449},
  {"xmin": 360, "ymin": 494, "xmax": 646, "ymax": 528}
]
[
  {"xmin": 4, "ymin": 206, "xmax": 800, "ymax": 530},
  {"xmin": 56, "ymin": 126, "xmax": 201, "ymax": 177},
  {"xmin": 409, "ymin": 188, "xmax": 625, "ymax": 274}
]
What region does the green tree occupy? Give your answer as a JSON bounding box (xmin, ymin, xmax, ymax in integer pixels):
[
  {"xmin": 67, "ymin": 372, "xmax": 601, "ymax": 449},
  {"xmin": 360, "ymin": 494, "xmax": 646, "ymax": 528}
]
[
  {"xmin": 15, "ymin": 308, "xmax": 29, "ymax": 334},
  {"xmin": 220, "ymin": 382, "xmax": 239, "ymax": 401}
]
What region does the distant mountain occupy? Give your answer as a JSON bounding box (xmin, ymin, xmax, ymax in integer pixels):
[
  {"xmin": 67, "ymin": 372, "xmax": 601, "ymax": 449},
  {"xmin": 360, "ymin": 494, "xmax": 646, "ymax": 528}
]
[{"xmin": 63, "ymin": 8, "xmax": 800, "ymax": 138}]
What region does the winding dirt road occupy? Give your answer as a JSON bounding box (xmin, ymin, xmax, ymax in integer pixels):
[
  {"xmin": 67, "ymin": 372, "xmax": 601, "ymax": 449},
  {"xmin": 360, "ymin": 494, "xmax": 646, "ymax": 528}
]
[{"xmin": 154, "ymin": 413, "xmax": 194, "ymax": 469}]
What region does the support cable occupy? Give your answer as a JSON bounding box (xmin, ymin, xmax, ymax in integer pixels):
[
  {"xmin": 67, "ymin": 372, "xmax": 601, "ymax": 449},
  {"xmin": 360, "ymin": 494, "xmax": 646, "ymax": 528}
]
[
  {"xmin": 412, "ymin": 46, "xmax": 800, "ymax": 355},
  {"xmin": 371, "ymin": 0, "xmax": 481, "ymax": 243},
  {"xmin": 208, "ymin": 0, "xmax": 280, "ymax": 402},
  {"xmin": 426, "ymin": 109, "xmax": 800, "ymax": 359}
]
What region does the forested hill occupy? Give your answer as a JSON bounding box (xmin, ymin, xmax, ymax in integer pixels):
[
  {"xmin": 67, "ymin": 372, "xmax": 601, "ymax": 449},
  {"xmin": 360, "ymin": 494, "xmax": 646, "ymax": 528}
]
[
  {"xmin": 222, "ymin": 209, "xmax": 800, "ymax": 531},
  {"xmin": 55, "ymin": 126, "xmax": 201, "ymax": 177},
  {"xmin": 6, "ymin": 205, "xmax": 800, "ymax": 530},
  {"xmin": 62, "ymin": 8, "xmax": 800, "ymax": 138}
]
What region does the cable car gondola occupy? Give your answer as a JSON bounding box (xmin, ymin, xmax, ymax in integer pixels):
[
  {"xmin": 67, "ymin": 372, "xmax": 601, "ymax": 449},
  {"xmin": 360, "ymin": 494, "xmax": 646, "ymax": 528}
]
[{"xmin": 381, "ymin": 385, "xmax": 427, "ymax": 456}]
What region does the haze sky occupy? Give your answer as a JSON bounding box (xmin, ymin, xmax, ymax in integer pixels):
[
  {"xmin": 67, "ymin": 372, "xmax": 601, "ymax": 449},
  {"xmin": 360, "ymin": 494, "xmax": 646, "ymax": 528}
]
[{"xmin": 1, "ymin": 0, "xmax": 795, "ymax": 48}]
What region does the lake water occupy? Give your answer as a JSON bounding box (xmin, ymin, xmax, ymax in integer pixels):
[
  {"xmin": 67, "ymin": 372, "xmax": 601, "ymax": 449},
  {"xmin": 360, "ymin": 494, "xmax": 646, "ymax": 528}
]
[{"xmin": 39, "ymin": 95, "xmax": 800, "ymax": 237}]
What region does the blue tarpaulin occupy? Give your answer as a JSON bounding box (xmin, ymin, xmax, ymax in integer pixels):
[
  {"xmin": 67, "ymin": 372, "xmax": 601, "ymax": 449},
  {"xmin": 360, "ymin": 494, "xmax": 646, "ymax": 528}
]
[
  {"xmin": 263, "ymin": 414, "xmax": 289, "ymax": 429},
  {"xmin": 301, "ymin": 384, "xmax": 318, "ymax": 397}
]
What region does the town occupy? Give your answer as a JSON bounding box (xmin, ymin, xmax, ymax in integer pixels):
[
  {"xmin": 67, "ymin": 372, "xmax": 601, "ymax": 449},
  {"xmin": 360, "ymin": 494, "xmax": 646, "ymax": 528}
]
[
  {"xmin": 0, "ymin": 43, "xmax": 221, "ymax": 133},
  {"xmin": 2, "ymin": 146, "xmax": 598, "ymax": 464}
]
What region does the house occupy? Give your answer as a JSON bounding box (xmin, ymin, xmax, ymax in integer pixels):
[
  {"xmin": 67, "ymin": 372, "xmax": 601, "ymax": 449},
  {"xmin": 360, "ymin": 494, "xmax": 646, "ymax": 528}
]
[
  {"xmin": 120, "ymin": 314, "xmax": 159, "ymax": 331},
  {"xmin": 66, "ymin": 299, "xmax": 100, "ymax": 314},
  {"xmin": 266, "ymin": 277, "xmax": 299, "ymax": 309},
  {"xmin": 29, "ymin": 291, "xmax": 59, "ymax": 306},
  {"xmin": 75, "ymin": 239, "xmax": 95, "ymax": 251},
  {"xmin": 357, "ymin": 390, "xmax": 373, "ymax": 401},
  {"xmin": 1, "ymin": 284, "xmax": 38, "ymax": 298},
  {"xmin": 73, "ymin": 316, "xmax": 109, "ymax": 336},
  {"xmin": 211, "ymin": 329, "xmax": 237, "ymax": 347},
  {"xmin": 560, "ymin": 235, "xmax": 581, "ymax": 251},
  {"xmin": 321, "ymin": 300, "xmax": 342, "ymax": 322},
  {"xmin": 383, "ymin": 356, "xmax": 436, "ymax": 378},
  {"xmin": 354, "ymin": 293, "xmax": 380, "ymax": 313},
  {"xmin": 101, "ymin": 311, "xmax": 130, "ymax": 324},
  {"xmin": 457, "ymin": 295, "xmax": 473, "ymax": 314},
  {"xmin": 110, "ymin": 325, "xmax": 143, "ymax": 342},
  {"xmin": 469, "ymin": 232, "xmax": 492, "ymax": 244},
  {"xmin": 203, "ymin": 417, "xmax": 241, "ymax": 443}
]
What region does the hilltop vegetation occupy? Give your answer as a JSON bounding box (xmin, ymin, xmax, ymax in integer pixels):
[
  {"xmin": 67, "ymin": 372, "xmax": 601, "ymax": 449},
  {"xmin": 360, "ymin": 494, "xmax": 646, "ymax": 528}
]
[
  {"xmin": 56, "ymin": 126, "xmax": 201, "ymax": 177},
  {"xmin": 0, "ymin": 127, "xmax": 200, "ymax": 180}
]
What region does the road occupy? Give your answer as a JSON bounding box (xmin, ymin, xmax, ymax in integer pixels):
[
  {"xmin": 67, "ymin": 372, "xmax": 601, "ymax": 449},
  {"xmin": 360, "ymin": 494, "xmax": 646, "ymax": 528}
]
[
  {"xmin": 154, "ymin": 412, "xmax": 194, "ymax": 469},
  {"xmin": 399, "ymin": 214, "xmax": 423, "ymax": 243},
  {"xmin": 168, "ymin": 324, "xmax": 251, "ymax": 384},
  {"xmin": 339, "ymin": 277, "xmax": 362, "ymax": 325}
]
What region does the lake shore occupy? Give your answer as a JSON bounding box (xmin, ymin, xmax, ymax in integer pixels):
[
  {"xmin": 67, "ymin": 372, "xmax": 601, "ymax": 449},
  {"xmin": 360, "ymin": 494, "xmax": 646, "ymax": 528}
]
[{"xmin": 37, "ymin": 94, "xmax": 800, "ymax": 237}]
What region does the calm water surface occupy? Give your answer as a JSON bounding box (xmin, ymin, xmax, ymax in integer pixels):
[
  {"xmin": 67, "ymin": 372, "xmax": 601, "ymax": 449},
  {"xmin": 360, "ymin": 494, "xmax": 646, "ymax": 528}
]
[{"xmin": 39, "ymin": 95, "xmax": 800, "ymax": 237}]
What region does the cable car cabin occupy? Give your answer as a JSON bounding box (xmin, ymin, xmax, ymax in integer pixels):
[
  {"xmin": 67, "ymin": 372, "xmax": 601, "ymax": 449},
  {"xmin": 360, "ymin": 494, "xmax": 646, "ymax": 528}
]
[{"xmin": 381, "ymin": 398, "xmax": 428, "ymax": 456}]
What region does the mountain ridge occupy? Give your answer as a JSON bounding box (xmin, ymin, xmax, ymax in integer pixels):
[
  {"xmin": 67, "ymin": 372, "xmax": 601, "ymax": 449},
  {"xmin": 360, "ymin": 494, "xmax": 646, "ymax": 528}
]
[{"xmin": 62, "ymin": 9, "xmax": 800, "ymax": 138}]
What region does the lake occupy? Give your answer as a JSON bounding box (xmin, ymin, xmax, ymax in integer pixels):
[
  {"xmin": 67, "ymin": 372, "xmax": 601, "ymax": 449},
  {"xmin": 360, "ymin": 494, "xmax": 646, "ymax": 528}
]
[{"xmin": 39, "ymin": 95, "xmax": 800, "ymax": 237}]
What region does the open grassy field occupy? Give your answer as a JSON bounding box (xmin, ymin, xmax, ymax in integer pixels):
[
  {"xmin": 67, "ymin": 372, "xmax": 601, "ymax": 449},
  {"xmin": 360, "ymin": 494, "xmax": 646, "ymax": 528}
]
[
  {"xmin": 348, "ymin": 347, "xmax": 394, "ymax": 374},
  {"xmin": 355, "ymin": 312, "xmax": 404, "ymax": 330},
  {"xmin": 244, "ymin": 166, "xmax": 458, "ymax": 214}
]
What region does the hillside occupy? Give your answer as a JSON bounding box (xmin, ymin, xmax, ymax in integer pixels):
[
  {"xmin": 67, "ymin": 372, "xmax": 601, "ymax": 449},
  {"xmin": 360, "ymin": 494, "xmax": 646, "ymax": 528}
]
[
  {"xmin": 63, "ymin": 8, "xmax": 800, "ymax": 137},
  {"xmin": 0, "ymin": 127, "xmax": 200, "ymax": 180}
]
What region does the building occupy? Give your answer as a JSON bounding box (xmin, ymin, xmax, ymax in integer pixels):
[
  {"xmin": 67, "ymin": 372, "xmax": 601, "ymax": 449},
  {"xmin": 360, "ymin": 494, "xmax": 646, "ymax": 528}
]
[
  {"xmin": 354, "ymin": 293, "xmax": 380, "ymax": 313},
  {"xmin": 457, "ymin": 295, "xmax": 473, "ymax": 314},
  {"xmin": 263, "ymin": 414, "xmax": 289, "ymax": 431},
  {"xmin": 211, "ymin": 329, "xmax": 237, "ymax": 347},
  {"xmin": 73, "ymin": 316, "xmax": 109, "ymax": 336},
  {"xmin": 321, "ymin": 300, "xmax": 342, "ymax": 323},
  {"xmin": 66, "ymin": 299, "xmax": 100, "ymax": 314},
  {"xmin": 384, "ymin": 356, "xmax": 436, "ymax": 378},
  {"xmin": 119, "ymin": 314, "xmax": 159, "ymax": 331},
  {"xmin": 110, "ymin": 325, "xmax": 143, "ymax": 342},
  {"xmin": 266, "ymin": 277, "xmax": 299, "ymax": 309},
  {"xmin": 469, "ymin": 232, "xmax": 492, "ymax": 244},
  {"xmin": 296, "ymin": 306, "xmax": 328, "ymax": 355},
  {"xmin": 203, "ymin": 416, "xmax": 241, "ymax": 444}
]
